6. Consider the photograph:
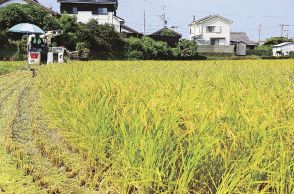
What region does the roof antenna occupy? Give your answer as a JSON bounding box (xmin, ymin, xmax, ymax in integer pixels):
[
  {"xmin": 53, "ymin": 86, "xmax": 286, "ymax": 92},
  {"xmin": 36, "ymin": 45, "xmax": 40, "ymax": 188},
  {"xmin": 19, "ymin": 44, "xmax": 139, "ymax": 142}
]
[
  {"xmin": 161, "ymin": 5, "xmax": 167, "ymax": 28},
  {"xmin": 193, "ymin": 15, "xmax": 196, "ymax": 22}
]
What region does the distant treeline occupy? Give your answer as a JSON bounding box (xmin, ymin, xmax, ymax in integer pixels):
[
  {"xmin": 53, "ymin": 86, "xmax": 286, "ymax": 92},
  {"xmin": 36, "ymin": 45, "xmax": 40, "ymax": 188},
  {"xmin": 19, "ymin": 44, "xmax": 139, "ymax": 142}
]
[{"xmin": 0, "ymin": 4, "xmax": 204, "ymax": 60}]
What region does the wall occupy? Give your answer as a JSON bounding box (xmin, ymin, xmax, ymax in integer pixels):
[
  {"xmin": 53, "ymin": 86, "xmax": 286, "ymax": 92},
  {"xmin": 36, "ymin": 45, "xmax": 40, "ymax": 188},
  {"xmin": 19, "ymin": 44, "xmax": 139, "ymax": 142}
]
[
  {"xmin": 69, "ymin": 11, "xmax": 121, "ymax": 32},
  {"xmin": 0, "ymin": 0, "xmax": 27, "ymax": 7},
  {"xmin": 273, "ymin": 44, "xmax": 294, "ymax": 56},
  {"xmin": 189, "ymin": 17, "xmax": 231, "ymax": 45},
  {"xmin": 197, "ymin": 45, "xmax": 235, "ymax": 53}
]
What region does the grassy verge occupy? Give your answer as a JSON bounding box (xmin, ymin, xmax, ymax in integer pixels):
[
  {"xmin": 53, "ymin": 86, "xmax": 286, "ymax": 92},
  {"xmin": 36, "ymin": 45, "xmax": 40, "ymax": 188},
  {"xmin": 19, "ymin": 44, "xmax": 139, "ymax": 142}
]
[
  {"xmin": 0, "ymin": 61, "xmax": 26, "ymax": 76},
  {"xmin": 36, "ymin": 60, "xmax": 294, "ymax": 193}
]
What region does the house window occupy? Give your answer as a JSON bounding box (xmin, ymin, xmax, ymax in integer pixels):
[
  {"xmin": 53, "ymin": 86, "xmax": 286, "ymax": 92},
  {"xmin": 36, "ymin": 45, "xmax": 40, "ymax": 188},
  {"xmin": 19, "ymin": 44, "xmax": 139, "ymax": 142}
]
[
  {"xmin": 72, "ymin": 7, "xmax": 78, "ymax": 14},
  {"xmin": 207, "ymin": 26, "xmax": 221, "ymax": 33},
  {"xmin": 97, "ymin": 8, "xmax": 108, "ymax": 15}
]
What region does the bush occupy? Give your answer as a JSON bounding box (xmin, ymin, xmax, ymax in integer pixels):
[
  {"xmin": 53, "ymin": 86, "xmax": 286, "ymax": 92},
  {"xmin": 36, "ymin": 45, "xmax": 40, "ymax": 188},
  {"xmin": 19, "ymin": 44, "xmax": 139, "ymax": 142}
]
[
  {"xmin": 263, "ymin": 37, "xmax": 293, "ymax": 46},
  {"xmin": 247, "ymin": 46, "xmax": 272, "ymax": 57},
  {"xmin": 174, "ymin": 39, "xmax": 198, "ymax": 59},
  {"xmin": 125, "ymin": 36, "xmax": 172, "ymax": 60},
  {"xmin": 289, "ymin": 51, "xmax": 294, "ymax": 58},
  {"xmin": 125, "ymin": 37, "xmax": 206, "ymax": 60},
  {"xmin": 261, "ymin": 56, "xmax": 290, "ymax": 60},
  {"xmin": 14, "ymin": 37, "xmax": 27, "ymax": 60},
  {"xmin": 77, "ymin": 20, "xmax": 126, "ymax": 59},
  {"xmin": 76, "ymin": 42, "xmax": 90, "ymax": 60},
  {"xmin": 55, "ymin": 14, "xmax": 79, "ymax": 51}
]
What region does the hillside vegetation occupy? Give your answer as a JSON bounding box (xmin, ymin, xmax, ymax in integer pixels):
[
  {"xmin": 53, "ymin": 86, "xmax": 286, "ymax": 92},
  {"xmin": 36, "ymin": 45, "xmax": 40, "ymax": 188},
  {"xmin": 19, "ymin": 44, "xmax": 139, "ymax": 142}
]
[{"xmin": 0, "ymin": 60, "xmax": 293, "ymax": 193}]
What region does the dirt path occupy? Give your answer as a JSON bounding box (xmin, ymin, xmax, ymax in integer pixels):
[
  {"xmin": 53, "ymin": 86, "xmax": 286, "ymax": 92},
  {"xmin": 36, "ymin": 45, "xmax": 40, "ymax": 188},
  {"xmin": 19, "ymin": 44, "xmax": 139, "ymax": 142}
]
[{"xmin": 0, "ymin": 71, "xmax": 95, "ymax": 193}]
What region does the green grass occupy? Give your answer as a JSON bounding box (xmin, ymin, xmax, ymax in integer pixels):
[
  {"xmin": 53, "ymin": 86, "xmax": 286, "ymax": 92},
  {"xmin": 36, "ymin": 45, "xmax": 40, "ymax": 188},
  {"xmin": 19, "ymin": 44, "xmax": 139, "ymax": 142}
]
[
  {"xmin": 36, "ymin": 60, "xmax": 294, "ymax": 193},
  {"xmin": 0, "ymin": 61, "xmax": 26, "ymax": 75}
]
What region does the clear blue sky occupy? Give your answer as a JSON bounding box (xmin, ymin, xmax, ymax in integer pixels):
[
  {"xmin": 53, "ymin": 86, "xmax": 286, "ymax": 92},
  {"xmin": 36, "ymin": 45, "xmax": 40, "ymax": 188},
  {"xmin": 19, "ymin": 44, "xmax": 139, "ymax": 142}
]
[{"xmin": 40, "ymin": 0, "xmax": 294, "ymax": 40}]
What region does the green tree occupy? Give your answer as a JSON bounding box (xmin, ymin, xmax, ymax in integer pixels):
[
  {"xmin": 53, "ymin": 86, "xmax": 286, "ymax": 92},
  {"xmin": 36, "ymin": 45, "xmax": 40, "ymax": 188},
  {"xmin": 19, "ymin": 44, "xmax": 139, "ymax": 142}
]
[
  {"xmin": 247, "ymin": 45, "xmax": 272, "ymax": 57},
  {"xmin": 263, "ymin": 37, "xmax": 293, "ymax": 46},
  {"xmin": 161, "ymin": 28, "xmax": 175, "ymax": 36},
  {"xmin": 125, "ymin": 36, "xmax": 172, "ymax": 60},
  {"xmin": 77, "ymin": 19, "xmax": 125, "ymax": 59},
  {"xmin": 55, "ymin": 14, "xmax": 79, "ymax": 50},
  {"xmin": 175, "ymin": 39, "xmax": 198, "ymax": 58},
  {"xmin": 0, "ymin": 3, "xmax": 61, "ymax": 57}
]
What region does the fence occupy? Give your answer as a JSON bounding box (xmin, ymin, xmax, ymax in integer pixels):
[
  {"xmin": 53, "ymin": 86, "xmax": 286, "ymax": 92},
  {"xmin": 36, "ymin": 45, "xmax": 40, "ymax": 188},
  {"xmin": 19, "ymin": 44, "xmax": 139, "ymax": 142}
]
[{"xmin": 197, "ymin": 45, "xmax": 235, "ymax": 53}]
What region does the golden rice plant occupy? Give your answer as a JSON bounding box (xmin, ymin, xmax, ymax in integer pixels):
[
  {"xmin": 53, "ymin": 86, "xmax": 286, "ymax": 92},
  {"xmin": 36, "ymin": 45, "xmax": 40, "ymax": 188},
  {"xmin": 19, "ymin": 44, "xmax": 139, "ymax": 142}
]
[{"xmin": 36, "ymin": 60, "xmax": 294, "ymax": 193}]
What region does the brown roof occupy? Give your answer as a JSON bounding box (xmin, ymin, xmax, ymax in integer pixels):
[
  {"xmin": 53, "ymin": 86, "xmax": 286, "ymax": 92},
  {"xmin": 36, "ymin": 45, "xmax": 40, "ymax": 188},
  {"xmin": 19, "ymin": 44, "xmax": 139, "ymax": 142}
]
[
  {"xmin": 0, "ymin": 0, "xmax": 60, "ymax": 16},
  {"xmin": 230, "ymin": 32, "xmax": 257, "ymax": 45}
]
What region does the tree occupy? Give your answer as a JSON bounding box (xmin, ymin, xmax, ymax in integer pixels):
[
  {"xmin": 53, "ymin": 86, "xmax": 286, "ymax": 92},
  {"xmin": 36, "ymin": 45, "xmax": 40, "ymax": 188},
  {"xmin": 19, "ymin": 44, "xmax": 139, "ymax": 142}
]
[
  {"xmin": 76, "ymin": 19, "xmax": 126, "ymax": 59},
  {"xmin": 263, "ymin": 37, "xmax": 293, "ymax": 46},
  {"xmin": 125, "ymin": 36, "xmax": 172, "ymax": 60},
  {"xmin": 55, "ymin": 14, "xmax": 79, "ymax": 50},
  {"xmin": 0, "ymin": 3, "xmax": 60, "ymax": 57},
  {"xmin": 175, "ymin": 39, "xmax": 198, "ymax": 58},
  {"xmin": 161, "ymin": 28, "xmax": 175, "ymax": 36}
]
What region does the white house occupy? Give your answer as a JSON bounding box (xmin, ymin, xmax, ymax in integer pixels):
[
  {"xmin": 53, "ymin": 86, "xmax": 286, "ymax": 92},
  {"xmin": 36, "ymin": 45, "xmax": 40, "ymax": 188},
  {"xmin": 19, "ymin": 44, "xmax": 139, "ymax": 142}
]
[
  {"xmin": 272, "ymin": 42, "xmax": 294, "ymax": 56},
  {"xmin": 189, "ymin": 15, "xmax": 233, "ymax": 46},
  {"xmin": 57, "ymin": 0, "xmax": 124, "ymax": 32}
]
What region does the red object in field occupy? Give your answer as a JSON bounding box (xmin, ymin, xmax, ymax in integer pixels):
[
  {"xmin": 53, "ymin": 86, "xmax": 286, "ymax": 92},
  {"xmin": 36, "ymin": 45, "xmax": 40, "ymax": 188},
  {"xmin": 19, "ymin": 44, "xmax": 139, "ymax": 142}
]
[{"xmin": 30, "ymin": 52, "xmax": 39, "ymax": 59}]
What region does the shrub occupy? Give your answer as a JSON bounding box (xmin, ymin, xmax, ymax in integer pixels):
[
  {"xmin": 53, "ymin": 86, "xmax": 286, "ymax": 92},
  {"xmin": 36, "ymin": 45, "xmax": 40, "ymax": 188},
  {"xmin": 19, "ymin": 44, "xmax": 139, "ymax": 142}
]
[
  {"xmin": 160, "ymin": 28, "xmax": 175, "ymax": 36},
  {"xmin": 247, "ymin": 46, "xmax": 272, "ymax": 57},
  {"xmin": 263, "ymin": 37, "xmax": 293, "ymax": 46},
  {"xmin": 76, "ymin": 42, "xmax": 90, "ymax": 60},
  {"xmin": 289, "ymin": 51, "xmax": 294, "ymax": 58},
  {"xmin": 174, "ymin": 39, "xmax": 198, "ymax": 58},
  {"xmin": 14, "ymin": 36, "xmax": 27, "ymax": 61},
  {"xmin": 77, "ymin": 20, "xmax": 126, "ymax": 59},
  {"xmin": 125, "ymin": 36, "xmax": 172, "ymax": 60}
]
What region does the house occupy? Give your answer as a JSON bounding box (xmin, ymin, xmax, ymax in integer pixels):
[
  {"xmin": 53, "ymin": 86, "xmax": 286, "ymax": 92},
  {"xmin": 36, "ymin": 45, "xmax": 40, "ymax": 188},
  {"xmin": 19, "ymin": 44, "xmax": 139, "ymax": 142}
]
[
  {"xmin": 272, "ymin": 42, "xmax": 294, "ymax": 56},
  {"xmin": 230, "ymin": 32, "xmax": 257, "ymax": 50},
  {"xmin": 148, "ymin": 27, "xmax": 182, "ymax": 47},
  {"xmin": 230, "ymin": 32, "xmax": 257, "ymax": 55},
  {"xmin": 120, "ymin": 24, "xmax": 143, "ymax": 38},
  {"xmin": 0, "ymin": 0, "xmax": 59, "ymax": 15},
  {"xmin": 189, "ymin": 15, "xmax": 234, "ymax": 53},
  {"xmin": 189, "ymin": 15, "xmax": 232, "ymax": 45},
  {"xmin": 57, "ymin": 0, "xmax": 124, "ymax": 32}
]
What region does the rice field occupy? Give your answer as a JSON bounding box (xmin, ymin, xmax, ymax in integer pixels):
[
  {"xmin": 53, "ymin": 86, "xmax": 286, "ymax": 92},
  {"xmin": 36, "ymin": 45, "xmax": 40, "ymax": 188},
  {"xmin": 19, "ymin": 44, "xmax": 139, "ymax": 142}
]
[
  {"xmin": 0, "ymin": 61, "xmax": 26, "ymax": 75},
  {"xmin": 0, "ymin": 60, "xmax": 293, "ymax": 193}
]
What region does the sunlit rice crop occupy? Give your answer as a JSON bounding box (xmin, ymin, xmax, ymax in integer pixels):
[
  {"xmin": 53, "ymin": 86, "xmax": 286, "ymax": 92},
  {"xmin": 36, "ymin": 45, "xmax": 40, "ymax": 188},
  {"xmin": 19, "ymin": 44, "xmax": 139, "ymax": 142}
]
[{"xmin": 36, "ymin": 60, "xmax": 294, "ymax": 193}]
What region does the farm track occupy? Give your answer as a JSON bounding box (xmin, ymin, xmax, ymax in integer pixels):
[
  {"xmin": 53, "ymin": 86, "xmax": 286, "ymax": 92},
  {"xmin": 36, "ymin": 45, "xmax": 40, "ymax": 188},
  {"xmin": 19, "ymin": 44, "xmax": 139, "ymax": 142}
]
[{"xmin": 0, "ymin": 71, "xmax": 94, "ymax": 193}]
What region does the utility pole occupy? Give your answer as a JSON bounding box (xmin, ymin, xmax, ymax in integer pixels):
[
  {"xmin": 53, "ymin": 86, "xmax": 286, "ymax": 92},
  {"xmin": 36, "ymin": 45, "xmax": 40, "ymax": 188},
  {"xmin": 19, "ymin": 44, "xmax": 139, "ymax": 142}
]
[
  {"xmin": 280, "ymin": 24, "xmax": 290, "ymax": 38},
  {"xmin": 144, "ymin": 0, "xmax": 146, "ymax": 35},
  {"xmin": 258, "ymin": 24, "xmax": 263, "ymax": 44},
  {"xmin": 161, "ymin": 5, "xmax": 167, "ymax": 27}
]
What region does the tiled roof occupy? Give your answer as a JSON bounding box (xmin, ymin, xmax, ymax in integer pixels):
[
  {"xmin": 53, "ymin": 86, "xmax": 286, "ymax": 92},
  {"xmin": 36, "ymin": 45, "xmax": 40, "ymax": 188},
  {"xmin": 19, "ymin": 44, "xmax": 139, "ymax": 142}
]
[
  {"xmin": 151, "ymin": 27, "xmax": 182, "ymax": 37},
  {"xmin": 230, "ymin": 32, "xmax": 257, "ymax": 45}
]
